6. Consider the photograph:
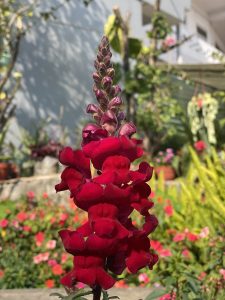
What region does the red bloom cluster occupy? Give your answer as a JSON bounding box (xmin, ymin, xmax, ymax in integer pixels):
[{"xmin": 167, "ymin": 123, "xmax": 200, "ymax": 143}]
[{"xmin": 55, "ymin": 36, "xmax": 158, "ymax": 291}]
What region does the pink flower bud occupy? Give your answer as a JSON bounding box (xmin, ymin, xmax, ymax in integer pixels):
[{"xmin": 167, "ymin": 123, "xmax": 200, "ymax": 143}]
[
  {"xmin": 118, "ymin": 122, "xmax": 136, "ymax": 137},
  {"xmin": 106, "ymin": 68, "xmax": 115, "ymax": 78},
  {"xmin": 86, "ymin": 104, "xmax": 99, "ymax": 114},
  {"xmin": 108, "ymin": 97, "xmax": 122, "ymax": 109},
  {"xmin": 117, "ymin": 111, "xmax": 126, "ymax": 121},
  {"xmin": 102, "ymin": 76, "xmax": 112, "ymax": 89},
  {"xmin": 100, "ymin": 110, "xmax": 117, "ymax": 126},
  {"xmin": 93, "ymin": 72, "xmax": 101, "ymax": 83}
]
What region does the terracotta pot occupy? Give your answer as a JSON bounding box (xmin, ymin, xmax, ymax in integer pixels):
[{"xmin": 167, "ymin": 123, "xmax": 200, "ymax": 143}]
[
  {"xmin": 155, "ymin": 165, "xmax": 176, "ymax": 181},
  {"xmin": 0, "ymin": 162, "xmax": 18, "ymax": 180}
]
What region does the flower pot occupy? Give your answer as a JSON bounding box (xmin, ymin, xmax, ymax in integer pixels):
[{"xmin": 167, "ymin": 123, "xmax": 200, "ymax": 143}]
[
  {"xmin": 0, "ymin": 162, "xmax": 18, "ymax": 180},
  {"xmin": 155, "ymin": 165, "xmax": 176, "ymax": 180}
]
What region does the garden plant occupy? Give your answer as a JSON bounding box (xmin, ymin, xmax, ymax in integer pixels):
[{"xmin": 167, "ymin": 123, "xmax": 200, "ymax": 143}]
[{"xmin": 53, "ymin": 36, "xmax": 159, "ymax": 300}]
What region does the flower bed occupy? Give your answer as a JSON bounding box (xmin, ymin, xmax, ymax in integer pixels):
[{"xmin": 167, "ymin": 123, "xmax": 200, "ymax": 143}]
[{"xmin": 0, "ymin": 192, "xmax": 86, "ymax": 289}]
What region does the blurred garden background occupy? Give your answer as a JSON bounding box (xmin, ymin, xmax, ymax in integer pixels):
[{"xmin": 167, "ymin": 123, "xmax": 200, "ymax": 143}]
[{"xmin": 0, "ymin": 0, "xmax": 225, "ymax": 299}]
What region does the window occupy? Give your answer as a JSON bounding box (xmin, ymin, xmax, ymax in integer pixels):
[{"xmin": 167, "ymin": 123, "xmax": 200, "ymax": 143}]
[{"xmin": 197, "ymin": 26, "xmax": 207, "ymax": 41}]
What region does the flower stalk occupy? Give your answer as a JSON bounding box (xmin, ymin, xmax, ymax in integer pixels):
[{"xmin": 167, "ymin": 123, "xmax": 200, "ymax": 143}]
[{"xmin": 55, "ymin": 36, "xmax": 158, "ymax": 299}]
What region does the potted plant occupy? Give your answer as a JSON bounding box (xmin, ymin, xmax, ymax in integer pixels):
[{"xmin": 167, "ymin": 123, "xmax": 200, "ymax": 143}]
[{"xmin": 154, "ymin": 148, "xmax": 177, "ymax": 180}]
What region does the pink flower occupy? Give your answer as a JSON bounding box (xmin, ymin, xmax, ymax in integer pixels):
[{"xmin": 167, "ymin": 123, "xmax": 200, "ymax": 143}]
[
  {"xmin": 138, "ymin": 273, "xmax": 150, "ymax": 284},
  {"xmin": 187, "ymin": 232, "xmax": 198, "ymax": 242},
  {"xmin": 160, "ymin": 292, "xmax": 176, "ymax": 300},
  {"xmin": 219, "ymin": 269, "xmax": 225, "ymax": 280},
  {"xmin": 76, "ymin": 282, "xmax": 86, "ymax": 289},
  {"xmin": 35, "ymin": 232, "xmax": 45, "ymax": 247},
  {"xmin": 46, "ymin": 240, "xmax": 56, "ymax": 249},
  {"xmin": 199, "ymin": 227, "xmax": 209, "ymax": 239},
  {"xmin": 41, "ymin": 252, "xmax": 50, "ymax": 262},
  {"xmin": 163, "ymin": 36, "xmax": 176, "ymax": 47},
  {"xmin": 182, "ymin": 249, "xmax": 190, "ymax": 258},
  {"xmin": 164, "ymin": 205, "xmax": 173, "ymax": 217},
  {"xmin": 23, "ymin": 225, "xmax": 32, "ymax": 232},
  {"xmin": 151, "ymin": 240, "xmax": 163, "ymax": 251},
  {"xmin": 27, "ymin": 191, "xmax": 35, "ymax": 200},
  {"xmin": 149, "ymin": 191, "xmax": 155, "ymax": 199},
  {"xmin": 198, "ymin": 272, "xmax": 207, "ymax": 280},
  {"xmin": 33, "ymin": 254, "xmax": 43, "ymax": 264},
  {"xmin": 42, "ymin": 192, "xmax": 49, "ymax": 199},
  {"xmin": 0, "ymin": 219, "xmax": 8, "ymax": 228},
  {"xmin": 114, "ymin": 279, "xmax": 128, "ymax": 288},
  {"xmin": 29, "ymin": 213, "xmax": 36, "ymax": 220},
  {"xmin": 61, "ymin": 253, "xmax": 69, "ymax": 264},
  {"xmin": 194, "ymin": 140, "xmax": 206, "ymax": 152},
  {"xmin": 0, "ymin": 269, "xmax": 5, "ymax": 278},
  {"xmin": 48, "ymin": 259, "xmax": 57, "ymax": 266},
  {"xmin": 160, "ymin": 249, "xmax": 172, "ymax": 257},
  {"xmin": 173, "ymin": 233, "xmax": 185, "ymax": 242},
  {"xmin": 60, "ymin": 213, "xmax": 68, "ymax": 222},
  {"xmin": 12, "ymin": 220, "xmax": 19, "ymax": 228},
  {"xmin": 16, "ymin": 212, "xmax": 27, "ymax": 222}
]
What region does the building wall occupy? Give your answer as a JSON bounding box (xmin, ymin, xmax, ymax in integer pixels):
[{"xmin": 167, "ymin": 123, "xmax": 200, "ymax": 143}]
[{"xmin": 11, "ymin": 0, "xmax": 222, "ymax": 145}]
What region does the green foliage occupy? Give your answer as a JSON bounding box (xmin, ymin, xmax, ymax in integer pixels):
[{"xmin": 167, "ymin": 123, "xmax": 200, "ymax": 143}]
[
  {"xmin": 147, "ymin": 12, "xmax": 171, "ymax": 40},
  {"xmin": 146, "ymin": 148, "xmax": 225, "ymax": 299}
]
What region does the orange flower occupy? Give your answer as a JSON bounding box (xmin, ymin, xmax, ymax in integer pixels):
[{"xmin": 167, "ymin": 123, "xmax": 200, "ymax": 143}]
[
  {"xmin": 45, "ymin": 279, "xmax": 55, "ymax": 288},
  {"xmin": 52, "ymin": 264, "xmax": 64, "ymax": 275}
]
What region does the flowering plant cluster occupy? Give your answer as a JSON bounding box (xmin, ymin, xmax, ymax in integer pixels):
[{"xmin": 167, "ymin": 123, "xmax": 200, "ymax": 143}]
[
  {"xmin": 154, "ymin": 149, "xmax": 175, "ymax": 166},
  {"xmin": 0, "ymin": 192, "xmax": 85, "ymax": 289},
  {"xmin": 55, "ymin": 36, "xmax": 158, "ymax": 298}
]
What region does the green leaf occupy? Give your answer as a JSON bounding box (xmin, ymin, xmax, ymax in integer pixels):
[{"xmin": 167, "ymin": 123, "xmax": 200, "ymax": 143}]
[{"xmin": 128, "ymin": 37, "xmax": 142, "ymax": 58}]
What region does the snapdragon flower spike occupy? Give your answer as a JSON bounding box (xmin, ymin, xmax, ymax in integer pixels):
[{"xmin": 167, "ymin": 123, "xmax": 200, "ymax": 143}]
[{"xmin": 55, "ymin": 36, "xmax": 158, "ymax": 298}]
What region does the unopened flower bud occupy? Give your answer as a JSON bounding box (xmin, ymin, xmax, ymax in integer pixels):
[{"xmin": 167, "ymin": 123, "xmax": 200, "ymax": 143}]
[
  {"xmin": 104, "ymin": 55, "xmax": 112, "ymax": 67},
  {"xmin": 117, "ymin": 111, "xmax": 126, "ymax": 121},
  {"xmin": 114, "ymin": 85, "xmax": 121, "ymax": 95},
  {"xmin": 102, "ymin": 76, "xmax": 112, "ymax": 89},
  {"xmin": 100, "ymin": 110, "xmax": 117, "ymax": 126},
  {"xmin": 86, "ymin": 104, "xmax": 99, "ymax": 114},
  {"xmin": 99, "ymin": 62, "xmax": 107, "ymax": 75},
  {"xmin": 108, "ymin": 97, "xmax": 122, "ymax": 109},
  {"xmin": 101, "ymin": 36, "xmax": 109, "ymax": 47},
  {"xmin": 101, "ymin": 47, "xmax": 108, "ymax": 56},
  {"xmin": 97, "ymin": 53, "xmax": 103, "ymax": 62},
  {"xmin": 118, "ymin": 122, "xmax": 136, "ymax": 137},
  {"xmin": 106, "ymin": 68, "xmax": 115, "ymax": 78},
  {"xmin": 94, "ymin": 89, "xmax": 103, "ymax": 99},
  {"xmin": 93, "ymin": 72, "xmax": 101, "ymax": 83}
]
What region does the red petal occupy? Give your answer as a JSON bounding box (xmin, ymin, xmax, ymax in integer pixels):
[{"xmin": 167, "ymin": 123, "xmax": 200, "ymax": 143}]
[
  {"xmin": 75, "ymin": 268, "xmax": 96, "ymax": 287},
  {"xmin": 96, "ymin": 268, "xmax": 116, "ymax": 290},
  {"xmin": 59, "ymin": 230, "xmax": 85, "ymax": 255},
  {"xmin": 60, "ymin": 270, "xmax": 76, "ymax": 287},
  {"xmin": 59, "ymin": 147, "xmax": 91, "ymax": 178},
  {"xmin": 130, "ymin": 162, "xmax": 153, "ymax": 184},
  {"xmin": 142, "ymin": 214, "xmax": 158, "ymax": 234},
  {"xmin": 75, "ymin": 182, "xmax": 104, "ymax": 210}
]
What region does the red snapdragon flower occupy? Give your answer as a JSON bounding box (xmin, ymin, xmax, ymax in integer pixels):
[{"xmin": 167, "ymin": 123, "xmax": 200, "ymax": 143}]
[{"xmin": 55, "ymin": 36, "xmax": 158, "ymax": 296}]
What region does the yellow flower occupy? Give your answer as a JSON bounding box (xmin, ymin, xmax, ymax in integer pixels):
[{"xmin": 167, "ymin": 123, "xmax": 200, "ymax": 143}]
[{"xmin": 1, "ymin": 230, "xmax": 6, "ymax": 238}]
